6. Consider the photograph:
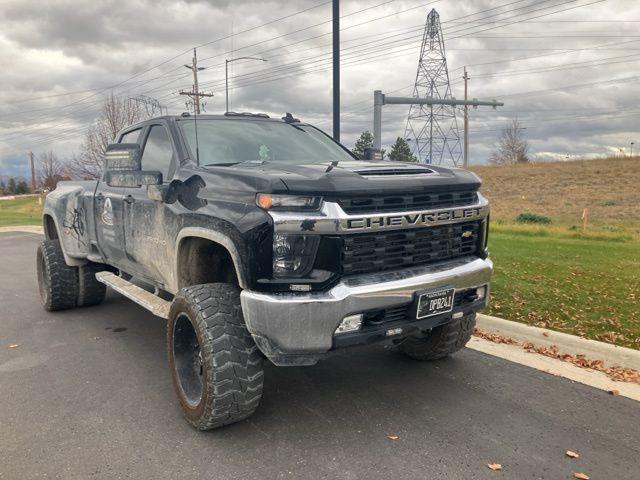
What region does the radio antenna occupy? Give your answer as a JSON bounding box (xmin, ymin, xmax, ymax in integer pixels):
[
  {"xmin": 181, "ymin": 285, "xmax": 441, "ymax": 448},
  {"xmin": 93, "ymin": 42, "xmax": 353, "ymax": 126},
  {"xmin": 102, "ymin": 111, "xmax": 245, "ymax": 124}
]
[{"xmin": 194, "ymin": 107, "xmax": 200, "ymax": 165}]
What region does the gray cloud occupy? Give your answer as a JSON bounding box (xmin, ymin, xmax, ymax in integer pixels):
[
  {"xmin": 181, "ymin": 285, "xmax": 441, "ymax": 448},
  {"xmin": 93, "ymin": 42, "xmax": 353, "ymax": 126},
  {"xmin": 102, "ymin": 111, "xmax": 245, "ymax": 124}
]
[{"xmin": 1, "ymin": 0, "xmax": 639, "ymax": 177}]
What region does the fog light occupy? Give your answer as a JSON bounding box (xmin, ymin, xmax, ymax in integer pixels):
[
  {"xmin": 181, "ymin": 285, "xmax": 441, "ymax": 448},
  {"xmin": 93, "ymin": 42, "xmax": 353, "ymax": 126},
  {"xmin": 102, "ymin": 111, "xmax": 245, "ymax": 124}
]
[
  {"xmin": 335, "ymin": 314, "xmax": 363, "ymax": 335},
  {"xmin": 476, "ymin": 286, "xmax": 486, "ymax": 300},
  {"xmin": 386, "ymin": 327, "xmax": 403, "ymax": 337}
]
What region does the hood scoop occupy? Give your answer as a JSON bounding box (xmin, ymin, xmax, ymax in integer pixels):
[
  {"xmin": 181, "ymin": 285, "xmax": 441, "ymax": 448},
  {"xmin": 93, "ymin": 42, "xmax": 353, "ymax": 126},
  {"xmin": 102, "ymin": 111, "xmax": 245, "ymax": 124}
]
[{"xmin": 352, "ymin": 165, "xmax": 436, "ymax": 178}]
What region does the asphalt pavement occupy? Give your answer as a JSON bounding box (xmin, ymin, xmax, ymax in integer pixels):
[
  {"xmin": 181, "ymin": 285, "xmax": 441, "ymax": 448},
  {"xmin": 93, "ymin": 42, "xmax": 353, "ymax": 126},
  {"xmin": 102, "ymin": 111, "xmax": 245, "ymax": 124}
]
[{"xmin": 1, "ymin": 232, "xmax": 638, "ymax": 479}]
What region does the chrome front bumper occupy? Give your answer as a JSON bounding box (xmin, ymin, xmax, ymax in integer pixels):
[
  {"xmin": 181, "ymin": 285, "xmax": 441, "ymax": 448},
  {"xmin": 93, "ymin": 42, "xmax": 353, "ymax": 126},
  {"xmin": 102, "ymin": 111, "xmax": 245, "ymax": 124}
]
[{"xmin": 240, "ymin": 256, "xmax": 493, "ymax": 365}]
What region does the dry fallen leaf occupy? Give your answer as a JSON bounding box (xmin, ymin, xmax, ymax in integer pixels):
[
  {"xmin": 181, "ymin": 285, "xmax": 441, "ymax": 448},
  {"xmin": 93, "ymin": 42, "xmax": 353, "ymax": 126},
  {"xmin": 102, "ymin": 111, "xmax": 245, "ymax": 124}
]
[
  {"xmin": 387, "ymin": 435, "xmax": 399, "ymax": 440},
  {"xmin": 574, "ymin": 473, "xmax": 590, "ymax": 480},
  {"xmin": 8, "ymin": 344, "xmax": 19, "ymax": 348},
  {"xmin": 565, "ymin": 450, "xmax": 580, "ymax": 458},
  {"xmin": 487, "ymin": 463, "xmax": 502, "ymax": 471},
  {"xmin": 609, "ymin": 389, "xmax": 620, "ymax": 396},
  {"xmin": 542, "ymin": 331, "xmax": 549, "ymax": 337}
]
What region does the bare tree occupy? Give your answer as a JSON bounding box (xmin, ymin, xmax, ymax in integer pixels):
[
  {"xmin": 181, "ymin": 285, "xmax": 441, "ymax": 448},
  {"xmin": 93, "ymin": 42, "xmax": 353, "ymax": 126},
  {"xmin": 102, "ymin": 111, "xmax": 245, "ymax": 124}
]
[
  {"xmin": 38, "ymin": 151, "xmax": 67, "ymax": 191},
  {"xmin": 67, "ymin": 92, "xmax": 161, "ymax": 179},
  {"xmin": 489, "ymin": 118, "xmax": 530, "ymax": 164}
]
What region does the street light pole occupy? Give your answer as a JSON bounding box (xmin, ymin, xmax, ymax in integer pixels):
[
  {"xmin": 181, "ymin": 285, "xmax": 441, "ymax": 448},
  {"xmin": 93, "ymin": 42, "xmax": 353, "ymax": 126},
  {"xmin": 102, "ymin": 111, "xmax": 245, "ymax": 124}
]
[
  {"xmin": 332, "ymin": 0, "xmax": 340, "ymax": 142},
  {"xmin": 631, "ymin": 142, "xmax": 635, "ymax": 157},
  {"xmin": 225, "ymin": 57, "xmax": 267, "ymax": 112}
]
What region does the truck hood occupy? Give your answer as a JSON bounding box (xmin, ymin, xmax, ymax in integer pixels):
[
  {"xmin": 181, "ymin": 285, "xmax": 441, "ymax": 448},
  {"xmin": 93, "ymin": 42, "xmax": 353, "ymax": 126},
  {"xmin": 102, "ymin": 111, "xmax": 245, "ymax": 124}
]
[{"xmin": 219, "ymin": 160, "xmax": 481, "ymax": 195}]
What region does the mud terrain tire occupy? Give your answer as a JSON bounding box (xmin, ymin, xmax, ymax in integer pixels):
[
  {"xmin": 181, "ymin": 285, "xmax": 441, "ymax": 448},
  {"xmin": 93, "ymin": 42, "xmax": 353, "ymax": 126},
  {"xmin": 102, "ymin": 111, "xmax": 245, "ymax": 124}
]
[
  {"xmin": 37, "ymin": 239, "xmax": 78, "ymax": 311},
  {"xmin": 397, "ymin": 313, "xmax": 476, "ymax": 360},
  {"xmin": 167, "ymin": 283, "xmax": 264, "ymax": 430},
  {"xmin": 77, "ymin": 262, "xmax": 107, "ymax": 307}
]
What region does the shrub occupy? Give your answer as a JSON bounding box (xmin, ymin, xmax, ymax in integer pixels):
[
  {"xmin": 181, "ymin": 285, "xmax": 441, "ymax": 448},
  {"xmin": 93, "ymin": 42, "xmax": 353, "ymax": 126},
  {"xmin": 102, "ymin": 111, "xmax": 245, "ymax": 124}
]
[
  {"xmin": 516, "ymin": 212, "xmax": 551, "ymax": 224},
  {"xmin": 599, "ymin": 200, "xmax": 617, "ymax": 207}
]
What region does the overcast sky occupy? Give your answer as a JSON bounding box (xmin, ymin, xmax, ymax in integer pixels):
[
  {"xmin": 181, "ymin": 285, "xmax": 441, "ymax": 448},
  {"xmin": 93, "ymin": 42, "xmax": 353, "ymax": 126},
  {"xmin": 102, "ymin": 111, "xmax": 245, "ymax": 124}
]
[{"xmin": 1, "ymin": 0, "xmax": 639, "ymax": 178}]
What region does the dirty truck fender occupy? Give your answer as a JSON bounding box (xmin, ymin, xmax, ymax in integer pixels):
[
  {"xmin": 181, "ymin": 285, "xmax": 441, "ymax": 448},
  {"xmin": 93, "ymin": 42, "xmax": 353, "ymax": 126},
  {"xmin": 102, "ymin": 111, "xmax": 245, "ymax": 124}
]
[
  {"xmin": 42, "ymin": 181, "xmax": 99, "ymax": 266},
  {"xmin": 171, "ymin": 226, "xmax": 250, "ymax": 292}
]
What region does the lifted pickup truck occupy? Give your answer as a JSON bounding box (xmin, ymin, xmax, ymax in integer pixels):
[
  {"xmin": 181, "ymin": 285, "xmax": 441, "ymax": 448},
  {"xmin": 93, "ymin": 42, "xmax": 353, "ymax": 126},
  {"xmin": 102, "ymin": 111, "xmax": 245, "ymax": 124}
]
[{"xmin": 38, "ymin": 112, "xmax": 492, "ymax": 430}]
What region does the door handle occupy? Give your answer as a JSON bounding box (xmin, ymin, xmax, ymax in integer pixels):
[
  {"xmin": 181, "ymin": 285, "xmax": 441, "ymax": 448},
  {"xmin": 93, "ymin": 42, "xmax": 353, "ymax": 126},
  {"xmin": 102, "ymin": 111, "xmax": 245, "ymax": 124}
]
[{"xmin": 124, "ymin": 195, "xmax": 135, "ymax": 204}]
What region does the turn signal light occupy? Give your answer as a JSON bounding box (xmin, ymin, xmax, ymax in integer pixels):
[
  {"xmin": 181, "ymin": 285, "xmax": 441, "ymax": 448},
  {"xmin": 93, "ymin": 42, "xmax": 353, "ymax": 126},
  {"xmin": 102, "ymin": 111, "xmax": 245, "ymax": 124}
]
[{"xmin": 256, "ymin": 193, "xmax": 273, "ymax": 209}]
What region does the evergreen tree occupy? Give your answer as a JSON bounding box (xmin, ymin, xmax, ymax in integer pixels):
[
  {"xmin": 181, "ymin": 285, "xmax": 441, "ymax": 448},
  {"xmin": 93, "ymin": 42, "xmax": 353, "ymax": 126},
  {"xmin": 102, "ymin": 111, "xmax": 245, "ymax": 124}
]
[
  {"xmin": 7, "ymin": 177, "xmax": 17, "ymax": 194},
  {"xmin": 15, "ymin": 180, "xmax": 29, "ymax": 194},
  {"xmin": 352, "ymin": 131, "xmax": 375, "ymax": 159},
  {"xmin": 0, "ymin": 180, "xmax": 6, "ymax": 195},
  {"xmin": 388, "ymin": 137, "xmax": 418, "ymax": 163},
  {"xmin": 351, "ymin": 131, "xmax": 386, "ymax": 160}
]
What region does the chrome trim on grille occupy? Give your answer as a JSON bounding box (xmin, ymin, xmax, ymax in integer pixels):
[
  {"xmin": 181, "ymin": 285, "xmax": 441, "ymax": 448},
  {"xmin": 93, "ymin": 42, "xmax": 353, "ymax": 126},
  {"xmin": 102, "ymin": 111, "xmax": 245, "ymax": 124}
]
[{"xmin": 269, "ymin": 192, "xmax": 489, "ymax": 234}]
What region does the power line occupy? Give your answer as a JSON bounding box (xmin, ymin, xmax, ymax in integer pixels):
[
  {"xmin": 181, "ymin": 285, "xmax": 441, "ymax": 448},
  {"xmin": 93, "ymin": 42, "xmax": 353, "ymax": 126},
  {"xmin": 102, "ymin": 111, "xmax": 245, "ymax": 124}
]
[
  {"xmin": 195, "ymin": 0, "xmax": 598, "ymax": 94},
  {"xmin": 1, "ymin": 0, "xmax": 617, "ymax": 153},
  {"xmin": 0, "ymin": 0, "xmax": 334, "ymax": 109}
]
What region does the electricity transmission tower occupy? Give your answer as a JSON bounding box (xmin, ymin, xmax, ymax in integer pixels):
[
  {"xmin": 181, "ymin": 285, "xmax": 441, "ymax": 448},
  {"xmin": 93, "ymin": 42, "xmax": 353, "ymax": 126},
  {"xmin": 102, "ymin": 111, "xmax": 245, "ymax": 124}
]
[
  {"xmin": 404, "ymin": 9, "xmax": 462, "ymax": 166},
  {"xmin": 128, "ymin": 95, "xmax": 167, "ymax": 117}
]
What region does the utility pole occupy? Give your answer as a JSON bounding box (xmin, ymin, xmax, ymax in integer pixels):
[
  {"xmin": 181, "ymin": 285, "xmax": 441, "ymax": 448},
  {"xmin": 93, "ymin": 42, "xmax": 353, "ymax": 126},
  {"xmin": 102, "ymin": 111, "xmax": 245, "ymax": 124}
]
[
  {"xmin": 180, "ymin": 48, "xmax": 213, "ymax": 114},
  {"xmin": 631, "ymin": 141, "xmax": 635, "ymax": 157},
  {"xmin": 463, "ymin": 67, "xmax": 470, "ymax": 168},
  {"xmin": 332, "ymin": 0, "xmax": 340, "ymax": 142},
  {"xmin": 29, "ymin": 151, "xmax": 36, "ymax": 193}
]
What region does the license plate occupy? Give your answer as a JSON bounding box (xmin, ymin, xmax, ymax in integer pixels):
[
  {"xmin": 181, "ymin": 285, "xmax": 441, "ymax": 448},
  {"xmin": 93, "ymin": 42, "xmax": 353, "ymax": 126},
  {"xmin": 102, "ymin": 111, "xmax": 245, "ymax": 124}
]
[{"xmin": 416, "ymin": 288, "xmax": 455, "ymax": 319}]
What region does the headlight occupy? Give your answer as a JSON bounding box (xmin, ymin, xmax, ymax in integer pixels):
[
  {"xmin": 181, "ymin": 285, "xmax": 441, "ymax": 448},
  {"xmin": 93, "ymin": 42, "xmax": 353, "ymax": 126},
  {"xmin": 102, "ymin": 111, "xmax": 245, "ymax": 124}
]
[
  {"xmin": 272, "ymin": 234, "xmax": 319, "ymax": 278},
  {"xmin": 256, "ymin": 193, "xmax": 322, "ymax": 211}
]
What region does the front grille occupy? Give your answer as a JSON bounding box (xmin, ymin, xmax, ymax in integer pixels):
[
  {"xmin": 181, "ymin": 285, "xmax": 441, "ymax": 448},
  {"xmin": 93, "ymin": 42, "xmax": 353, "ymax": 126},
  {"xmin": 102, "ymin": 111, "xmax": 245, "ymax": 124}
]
[
  {"xmin": 341, "ymin": 221, "xmax": 480, "ymax": 277},
  {"xmin": 335, "ymin": 190, "xmax": 478, "ymax": 214}
]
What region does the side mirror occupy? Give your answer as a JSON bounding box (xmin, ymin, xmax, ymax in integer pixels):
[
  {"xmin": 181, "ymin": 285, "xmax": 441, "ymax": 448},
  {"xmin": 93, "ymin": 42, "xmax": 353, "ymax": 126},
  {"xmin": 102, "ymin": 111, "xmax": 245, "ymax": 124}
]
[
  {"xmin": 105, "ymin": 171, "xmax": 162, "ymax": 188},
  {"xmin": 363, "ymin": 147, "xmax": 383, "ymax": 161},
  {"xmin": 104, "ymin": 143, "xmax": 162, "ymax": 188},
  {"xmin": 105, "ymin": 143, "xmax": 141, "ymax": 171}
]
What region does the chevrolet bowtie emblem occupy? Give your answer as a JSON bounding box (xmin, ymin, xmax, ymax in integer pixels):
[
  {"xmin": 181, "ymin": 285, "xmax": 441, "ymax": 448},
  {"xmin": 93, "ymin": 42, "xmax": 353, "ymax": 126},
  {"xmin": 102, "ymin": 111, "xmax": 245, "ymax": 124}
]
[{"xmin": 461, "ymin": 230, "xmax": 473, "ymax": 238}]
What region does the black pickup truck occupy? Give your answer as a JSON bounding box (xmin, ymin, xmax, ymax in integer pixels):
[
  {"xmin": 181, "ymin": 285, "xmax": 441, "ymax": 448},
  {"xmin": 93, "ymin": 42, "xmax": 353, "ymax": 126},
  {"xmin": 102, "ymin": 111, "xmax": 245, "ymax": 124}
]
[{"xmin": 38, "ymin": 112, "xmax": 492, "ymax": 430}]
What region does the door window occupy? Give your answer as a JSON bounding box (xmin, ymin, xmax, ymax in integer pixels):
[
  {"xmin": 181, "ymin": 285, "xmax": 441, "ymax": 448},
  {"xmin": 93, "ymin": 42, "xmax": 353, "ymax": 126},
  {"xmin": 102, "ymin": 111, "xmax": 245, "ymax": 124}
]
[
  {"xmin": 119, "ymin": 128, "xmax": 142, "ymax": 144},
  {"xmin": 141, "ymin": 125, "xmax": 173, "ymax": 179}
]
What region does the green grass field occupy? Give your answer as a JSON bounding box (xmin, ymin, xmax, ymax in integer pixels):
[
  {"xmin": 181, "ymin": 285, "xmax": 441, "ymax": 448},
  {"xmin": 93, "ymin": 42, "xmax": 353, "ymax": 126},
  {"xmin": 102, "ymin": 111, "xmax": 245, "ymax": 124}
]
[
  {"xmin": 488, "ymin": 224, "xmax": 640, "ymax": 349},
  {"xmin": 0, "ymin": 196, "xmax": 44, "ymax": 227}
]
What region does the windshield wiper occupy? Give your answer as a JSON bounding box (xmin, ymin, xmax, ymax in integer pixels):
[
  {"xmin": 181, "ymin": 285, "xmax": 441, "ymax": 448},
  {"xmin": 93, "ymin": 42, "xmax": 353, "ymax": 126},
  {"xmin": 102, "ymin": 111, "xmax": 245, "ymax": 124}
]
[{"xmin": 205, "ymin": 160, "xmax": 268, "ymax": 167}]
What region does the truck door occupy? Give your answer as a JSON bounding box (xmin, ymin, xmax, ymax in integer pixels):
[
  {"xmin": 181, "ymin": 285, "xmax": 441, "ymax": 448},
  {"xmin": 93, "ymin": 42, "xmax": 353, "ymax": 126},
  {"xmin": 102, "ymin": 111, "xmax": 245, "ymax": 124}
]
[
  {"xmin": 94, "ymin": 127, "xmax": 143, "ymax": 269},
  {"xmin": 122, "ymin": 123, "xmax": 176, "ymax": 284}
]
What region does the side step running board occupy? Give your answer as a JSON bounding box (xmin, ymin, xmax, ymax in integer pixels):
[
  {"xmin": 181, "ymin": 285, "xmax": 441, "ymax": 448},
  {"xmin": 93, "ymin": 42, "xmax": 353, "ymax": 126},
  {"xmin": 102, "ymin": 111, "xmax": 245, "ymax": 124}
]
[{"xmin": 95, "ymin": 271, "xmax": 171, "ymax": 319}]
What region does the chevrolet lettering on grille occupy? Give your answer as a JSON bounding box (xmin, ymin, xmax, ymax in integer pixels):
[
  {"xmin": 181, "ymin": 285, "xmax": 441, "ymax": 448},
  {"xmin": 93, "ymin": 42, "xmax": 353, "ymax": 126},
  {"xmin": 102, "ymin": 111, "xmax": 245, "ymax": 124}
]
[{"xmin": 340, "ymin": 206, "xmax": 487, "ymax": 232}]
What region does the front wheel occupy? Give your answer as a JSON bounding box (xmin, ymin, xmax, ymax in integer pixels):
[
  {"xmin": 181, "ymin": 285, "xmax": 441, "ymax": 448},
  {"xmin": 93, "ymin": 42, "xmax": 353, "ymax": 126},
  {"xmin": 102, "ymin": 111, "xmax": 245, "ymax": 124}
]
[
  {"xmin": 167, "ymin": 283, "xmax": 264, "ymax": 430},
  {"xmin": 397, "ymin": 313, "xmax": 476, "ymax": 361}
]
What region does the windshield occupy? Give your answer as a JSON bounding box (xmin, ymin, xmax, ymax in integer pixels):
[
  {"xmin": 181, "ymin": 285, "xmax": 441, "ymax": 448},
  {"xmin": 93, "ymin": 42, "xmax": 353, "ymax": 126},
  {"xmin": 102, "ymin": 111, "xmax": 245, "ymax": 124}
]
[{"xmin": 178, "ymin": 118, "xmax": 354, "ymax": 165}]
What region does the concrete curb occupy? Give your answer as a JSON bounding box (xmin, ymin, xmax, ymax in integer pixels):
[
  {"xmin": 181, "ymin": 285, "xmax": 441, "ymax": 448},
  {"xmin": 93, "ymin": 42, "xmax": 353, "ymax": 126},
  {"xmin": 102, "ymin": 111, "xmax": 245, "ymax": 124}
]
[
  {"xmin": 0, "ymin": 226, "xmax": 44, "ymax": 234},
  {"xmin": 476, "ymin": 313, "xmax": 640, "ymax": 371}
]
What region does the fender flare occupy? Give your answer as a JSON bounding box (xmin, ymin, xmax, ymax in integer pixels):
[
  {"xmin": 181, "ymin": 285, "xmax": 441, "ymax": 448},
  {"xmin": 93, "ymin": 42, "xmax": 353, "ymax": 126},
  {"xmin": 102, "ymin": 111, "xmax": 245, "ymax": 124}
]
[
  {"xmin": 41, "ymin": 209, "xmax": 86, "ymax": 267},
  {"xmin": 173, "ymin": 227, "xmax": 248, "ymax": 291}
]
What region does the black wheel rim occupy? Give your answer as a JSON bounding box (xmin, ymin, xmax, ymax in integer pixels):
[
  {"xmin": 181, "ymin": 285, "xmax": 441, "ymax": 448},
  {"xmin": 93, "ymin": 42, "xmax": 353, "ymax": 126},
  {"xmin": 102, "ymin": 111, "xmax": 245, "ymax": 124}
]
[{"xmin": 172, "ymin": 313, "xmax": 204, "ymax": 407}]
